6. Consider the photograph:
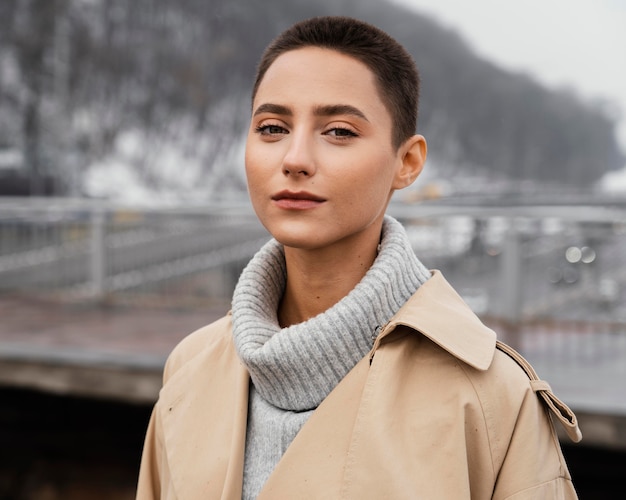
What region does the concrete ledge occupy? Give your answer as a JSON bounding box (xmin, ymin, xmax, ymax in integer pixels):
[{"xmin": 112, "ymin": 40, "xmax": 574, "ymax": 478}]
[{"xmin": 0, "ymin": 344, "xmax": 164, "ymax": 404}]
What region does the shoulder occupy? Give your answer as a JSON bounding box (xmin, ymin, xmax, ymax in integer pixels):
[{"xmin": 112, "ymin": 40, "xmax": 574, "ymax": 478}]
[
  {"xmin": 452, "ymin": 340, "xmax": 538, "ymax": 429},
  {"xmin": 162, "ymin": 313, "xmax": 233, "ymax": 382},
  {"xmin": 405, "ymin": 330, "xmax": 581, "ymax": 444}
]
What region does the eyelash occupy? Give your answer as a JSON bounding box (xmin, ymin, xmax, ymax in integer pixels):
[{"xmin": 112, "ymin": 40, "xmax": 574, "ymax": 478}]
[
  {"xmin": 326, "ymin": 126, "xmax": 358, "ymax": 139},
  {"xmin": 255, "ymin": 124, "xmax": 287, "ymax": 135},
  {"xmin": 254, "ymin": 124, "xmax": 359, "ymax": 140}
]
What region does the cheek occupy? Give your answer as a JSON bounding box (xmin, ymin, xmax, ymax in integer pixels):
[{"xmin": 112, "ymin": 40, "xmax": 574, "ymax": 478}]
[
  {"xmin": 245, "ymin": 151, "xmax": 275, "ymax": 212},
  {"xmin": 245, "ymin": 139, "xmax": 276, "ymax": 176},
  {"xmin": 244, "ymin": 146, "xmax": 264, "ymax": 185},
  {"xmin": 342, "ymin": 155, "xmax": 396, "ymax": 200},
  {"xmin": 244, "ymin": 160, "xmax": 261, "ymax": 202}
]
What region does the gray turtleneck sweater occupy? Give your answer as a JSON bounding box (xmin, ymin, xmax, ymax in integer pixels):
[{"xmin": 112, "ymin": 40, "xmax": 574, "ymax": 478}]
[{"xmin": 231, "ymin": 216, "xmax": 430, "ymax": 499}]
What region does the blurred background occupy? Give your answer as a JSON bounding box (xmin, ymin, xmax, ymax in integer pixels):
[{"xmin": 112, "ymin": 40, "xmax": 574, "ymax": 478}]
[{"xmin": 1, "ymin": 0, "xmax": 625, "ymax": 498}]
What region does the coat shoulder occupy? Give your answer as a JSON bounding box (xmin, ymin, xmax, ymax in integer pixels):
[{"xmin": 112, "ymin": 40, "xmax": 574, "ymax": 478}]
[{"xmin": 449, "ymin": 335, "xmax": 581, "ymax": 444}]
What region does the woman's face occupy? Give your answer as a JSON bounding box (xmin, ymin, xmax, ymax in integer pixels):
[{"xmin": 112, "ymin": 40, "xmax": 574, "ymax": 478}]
[{"xmin": 245, "ymin": 46, "xmax": 418, "ymax": 252}]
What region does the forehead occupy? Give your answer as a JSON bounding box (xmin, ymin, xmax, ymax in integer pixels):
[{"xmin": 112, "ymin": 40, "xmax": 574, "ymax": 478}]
[{"xmin": 253, "ymin": 47, "xmax": 390, "ymax": 121}]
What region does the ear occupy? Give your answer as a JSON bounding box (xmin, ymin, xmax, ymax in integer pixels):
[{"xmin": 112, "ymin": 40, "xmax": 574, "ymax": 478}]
[{"xmin": 392, "ymin": 134, "xmax": 427, "ymax": 189}]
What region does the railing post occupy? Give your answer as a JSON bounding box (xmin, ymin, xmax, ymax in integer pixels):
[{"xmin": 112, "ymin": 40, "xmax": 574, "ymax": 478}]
[
  {"xmin": 90, "ymin": 208, "xmax": 106, "ymax": 298},
  {"xmin": 500, "ymin": 217, "xmax": 523, "ymax": 350}
]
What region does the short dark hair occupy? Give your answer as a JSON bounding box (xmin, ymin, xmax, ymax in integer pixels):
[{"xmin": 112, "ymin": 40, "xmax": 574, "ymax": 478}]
[{"xmin": 252, "ymin": 16, "xmax": 420, "ymax": 150}]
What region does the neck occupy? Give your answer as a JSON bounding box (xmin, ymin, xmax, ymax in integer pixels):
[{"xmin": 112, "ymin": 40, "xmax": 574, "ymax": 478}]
[{"xmin": 278, "ymin": 232, "xmax": 380, "ymax": 327}]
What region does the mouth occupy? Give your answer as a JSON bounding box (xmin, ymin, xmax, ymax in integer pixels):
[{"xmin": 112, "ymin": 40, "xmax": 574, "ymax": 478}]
[
  {"xmin": 272, "ymin": 190, "xmax": 326, "ymax": 202},
  {"xmin": 271, "ymin": 190, "xmax": 326, "ymax": 210}
]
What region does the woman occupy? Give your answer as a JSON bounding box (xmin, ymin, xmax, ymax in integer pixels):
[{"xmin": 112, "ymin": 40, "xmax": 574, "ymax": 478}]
[{"xmin": 136, "ymin": 16, "xmax": 581, "ymax": 499}]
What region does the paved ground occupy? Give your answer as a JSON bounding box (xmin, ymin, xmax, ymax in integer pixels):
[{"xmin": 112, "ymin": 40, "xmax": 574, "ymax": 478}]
[
  {"xmin": 0, "ymin": 295, "xmax": 227, "ymax": 358},
  {"xmin": 0, "ymin": 294, "xmax": 230, "ymax": 403}
]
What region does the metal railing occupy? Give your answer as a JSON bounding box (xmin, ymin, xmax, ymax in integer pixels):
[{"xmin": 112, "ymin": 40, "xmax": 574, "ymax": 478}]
[{"xmin": 0, "ymin": 197, "xmax": 270, "ymax": 306}]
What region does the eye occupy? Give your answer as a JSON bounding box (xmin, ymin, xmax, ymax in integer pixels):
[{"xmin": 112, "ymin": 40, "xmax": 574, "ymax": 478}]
[
  {"xmin": 324, "ymin": 127, "xmax": 358, "ymax": 139},
  {"xmin": 255, "ymin": 124, "xmax": 288, "ymax": 136}
]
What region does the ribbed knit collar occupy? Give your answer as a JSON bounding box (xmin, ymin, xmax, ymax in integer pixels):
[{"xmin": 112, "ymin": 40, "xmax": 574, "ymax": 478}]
[{"xmin": 231, "ymin": 215, "xmax": 430, "ymax": 412}]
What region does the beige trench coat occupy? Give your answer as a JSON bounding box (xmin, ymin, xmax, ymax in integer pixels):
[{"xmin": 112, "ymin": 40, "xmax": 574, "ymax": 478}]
[{"xmin": 136, "ymin": 271, "xmax": 581, "ymax": 499}]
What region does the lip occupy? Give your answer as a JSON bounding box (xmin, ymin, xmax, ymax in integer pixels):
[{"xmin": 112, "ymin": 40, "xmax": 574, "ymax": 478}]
[{"xmin": 271, "ymin": 190, "xmax": 326, "ymax": 210}]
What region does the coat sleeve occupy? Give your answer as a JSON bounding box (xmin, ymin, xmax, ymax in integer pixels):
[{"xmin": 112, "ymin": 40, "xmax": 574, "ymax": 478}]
[
  {"xmin": 136, "ymin": 404, "xmax": 165, "ymax": 499},
  {"xmin": 492, "ymin": 388, "xmax": 578, "ymax": 499},
  {"xmin": 136, "ymin": 348, "xmax": 184, "ymax": 500},
  {"xmin": 490, "ymin": 344, "xmax": 579, "ymax": 499},
  {"xmin": 135, "ymin": 320, "xmax": 231, "ymax": 499}
]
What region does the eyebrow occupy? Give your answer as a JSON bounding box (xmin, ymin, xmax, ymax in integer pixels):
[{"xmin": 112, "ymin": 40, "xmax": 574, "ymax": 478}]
[
  {"xmin": 253, "ymin": 103, "xmax": 369, "ymax": 122},
  {"xmin": 253, "ymin": 103, "xmax": 291, "ymax": 117}
]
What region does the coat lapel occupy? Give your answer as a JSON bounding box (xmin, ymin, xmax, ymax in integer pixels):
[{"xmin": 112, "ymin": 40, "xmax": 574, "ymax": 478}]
[{"xmin": 258, "ymin": 354, "xmax": 371, "ymax": 499}]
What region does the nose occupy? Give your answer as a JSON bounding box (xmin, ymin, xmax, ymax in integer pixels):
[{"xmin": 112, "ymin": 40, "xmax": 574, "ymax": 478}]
[{"xmin": 282, "ymin": 131, "xmax": 316, "ymax": 177}]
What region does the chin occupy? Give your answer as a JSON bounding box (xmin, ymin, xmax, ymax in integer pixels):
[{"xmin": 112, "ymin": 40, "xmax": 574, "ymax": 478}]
[
  {"xmin": 265, "ymin": 221, "xmax": 332, "ymax": 250},
  {"xmin": 272, "ymin": 232, "xmax": 328, "ymax": 251}
]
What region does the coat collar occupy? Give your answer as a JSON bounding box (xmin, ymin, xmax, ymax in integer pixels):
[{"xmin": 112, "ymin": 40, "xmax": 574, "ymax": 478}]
[{"xmin": 372, "ymin": 270, "xmax": 497, "ymax": 370}]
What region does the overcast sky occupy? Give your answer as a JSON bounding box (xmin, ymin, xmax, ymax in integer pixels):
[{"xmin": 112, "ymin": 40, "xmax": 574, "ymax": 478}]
[{"xmin": 392, "ymin": 0, "xmax": 626, "ymax": 154}]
